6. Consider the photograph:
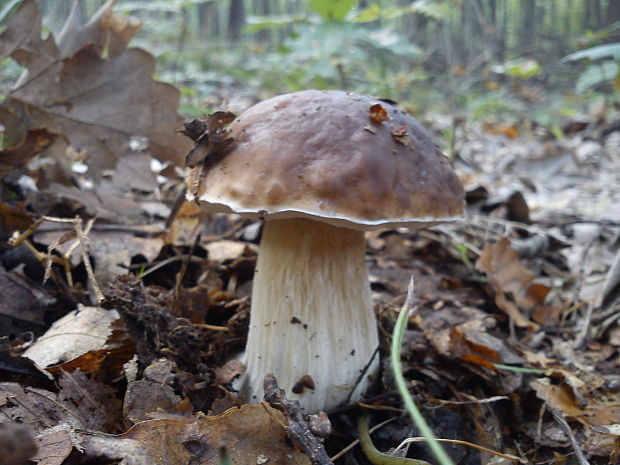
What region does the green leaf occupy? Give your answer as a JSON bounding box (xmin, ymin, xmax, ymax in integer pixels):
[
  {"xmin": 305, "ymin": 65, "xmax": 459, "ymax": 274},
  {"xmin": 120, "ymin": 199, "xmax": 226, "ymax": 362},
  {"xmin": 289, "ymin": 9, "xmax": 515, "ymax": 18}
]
[
  {"xmin": 562, "ymin": 43, "xmax": 620, "ymax": 62},
  {"xmin": 576, "ymin": 61, "xmax": 619, "ymax": 92},
  {"xmin": 309, "ymin": 0, "xmax": 358, "ymax": 21}
]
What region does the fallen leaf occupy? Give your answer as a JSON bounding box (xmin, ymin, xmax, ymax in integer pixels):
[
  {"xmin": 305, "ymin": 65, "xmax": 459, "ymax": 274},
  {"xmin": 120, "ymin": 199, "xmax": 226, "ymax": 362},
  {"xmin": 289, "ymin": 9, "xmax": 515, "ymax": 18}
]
[
  {"xmin": 123, "ymin": 359, "xmax": 192, "ymax": 425},
  {"xmin": 32, "ymin": 426, "xmax": 75, "ymax": 465},
  {"xmin": 34, "ymin": 226, "xmax": 164, "ymax": 285},
  {"xmin": 368, "ymin": 103, "xmax": 388, "ymax": 124},
  {"xmin": 55, "ymin": 0, "xmax": 140, "ymax": 59},
  {"xmin": 476, "ymin": 238, "xmax": 543, "ymax": 330},
  {"xmin": 483, "ymin": 122, "xmax": 520, "ymax": 139},
  {"xmin": 83, "ymin": 403, "xmax": 311, "ymax": 465},
  {"xmin": 58, "ymin": 370, "xmax": 122, "ymax": 432},
  {"xmin": 24, "ymin": 305, "xmax": 119, "ymax": 368},
  {"xmin": 1, "ymin": 0, "xmax": 191, "ymax": 178},
  {"xmin": 0, "ymin": 375, "xmax": 122, "ymax": 464},
  {"xmin": 183, "ymin": 112, "xmax": 236, "ymax": 168},
  {"xmin": 0, "ymin": 265, "xmax": 53, "ymax": 336}
]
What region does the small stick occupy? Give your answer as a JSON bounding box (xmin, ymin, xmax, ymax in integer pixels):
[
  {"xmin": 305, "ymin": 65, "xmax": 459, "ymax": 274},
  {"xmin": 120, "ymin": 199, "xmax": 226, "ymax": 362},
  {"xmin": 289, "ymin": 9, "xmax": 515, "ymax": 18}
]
[
  {"xmin": 74, "ymin": 217, "xmax": 104, "ymax": 303},
  {"xmin": 263, "ymin": 374, "xmax": 333, "ymax": 465},
  {"xmin": 548, "ymin": 407, "xmax": 591, "ymax": 465}
]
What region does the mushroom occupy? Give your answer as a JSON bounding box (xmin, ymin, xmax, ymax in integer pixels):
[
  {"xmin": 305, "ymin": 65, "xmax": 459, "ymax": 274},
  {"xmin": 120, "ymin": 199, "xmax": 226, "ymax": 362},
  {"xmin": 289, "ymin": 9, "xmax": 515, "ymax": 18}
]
[{"xmin": 186, "ymin": 90, "xmax": 465, "ymax": 413}]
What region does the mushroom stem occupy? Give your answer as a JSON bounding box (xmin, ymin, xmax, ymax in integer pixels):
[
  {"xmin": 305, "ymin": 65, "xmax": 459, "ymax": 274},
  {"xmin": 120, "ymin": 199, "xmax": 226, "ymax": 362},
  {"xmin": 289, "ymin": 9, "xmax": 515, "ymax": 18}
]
[{"xmin": 241, "ymin": 218, "xmax": 379, "ymax": 412}]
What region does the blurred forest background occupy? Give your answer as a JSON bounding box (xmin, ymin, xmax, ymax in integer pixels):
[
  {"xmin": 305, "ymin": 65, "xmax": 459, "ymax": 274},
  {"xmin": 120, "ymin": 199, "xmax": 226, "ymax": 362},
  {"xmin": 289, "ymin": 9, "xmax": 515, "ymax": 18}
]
[
  {"xmin": 1, "ymin": 2, "xmax": 620, "ymax": 463},
  {"xmin": 12, "ymin": 0, "xmax": 620, "ymax": 128}
]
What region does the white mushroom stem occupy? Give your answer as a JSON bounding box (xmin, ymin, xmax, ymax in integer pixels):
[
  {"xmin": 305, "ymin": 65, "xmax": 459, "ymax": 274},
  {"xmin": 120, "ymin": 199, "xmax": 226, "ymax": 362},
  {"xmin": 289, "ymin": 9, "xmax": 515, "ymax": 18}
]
[{"xmin": 241, "ymin": 218, "xmax": 379, "ymax": 413}]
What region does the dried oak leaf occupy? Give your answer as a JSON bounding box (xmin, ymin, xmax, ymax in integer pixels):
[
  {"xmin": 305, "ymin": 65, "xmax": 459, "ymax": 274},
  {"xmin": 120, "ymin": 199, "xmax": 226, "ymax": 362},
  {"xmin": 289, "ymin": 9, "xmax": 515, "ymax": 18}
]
[
  {"xmin": 82, "ymin": 403, "xmax": 311, "ymax": 465},
  {"xmin": 56, "ymin": 0, "xmax": 141, "ymax": 60},
  {"xmin": 0, "ymin": 0, "xmax": 190, "ymax": 178}
]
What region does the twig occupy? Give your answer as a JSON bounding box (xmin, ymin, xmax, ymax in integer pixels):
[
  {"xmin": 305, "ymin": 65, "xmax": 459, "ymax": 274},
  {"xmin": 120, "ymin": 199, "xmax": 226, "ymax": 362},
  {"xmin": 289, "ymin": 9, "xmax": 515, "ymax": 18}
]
[
  {"xmin": 548, "ymin": 407, "xmax": 591, "ymax": 465},
  {"xmin": 395, "ymin": 437, "xmax": 525, "ymax": 463},
  {"xmin": 74, "ymin": 217, "xmax": 104, "ymax": 303},
  {"xmin": 263, "ymin": 374, "xmax": 333, "ymax": 465},
  {"xmin": 8, "ymin": 215, "xmax": 102, "ymax": 299}
]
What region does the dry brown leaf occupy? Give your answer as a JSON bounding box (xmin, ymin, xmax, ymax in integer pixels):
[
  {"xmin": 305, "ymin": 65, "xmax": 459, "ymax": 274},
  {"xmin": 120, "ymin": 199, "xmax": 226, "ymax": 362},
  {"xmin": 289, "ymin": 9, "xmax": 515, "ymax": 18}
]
[
  {"xmin": 532, "ymin": 378, "xmax": 620, "ymax": 427},
  {"xmin": 24, "ymin": 305, "xmax": 119, "ymax": 368},
  {"xmin": 55, "ymin": 0, "xmax": 140, "ymax": 59},
  {"xmin": 58, "ymin": 369, "xmax": 122, "ymax": 431},
  {"xmin": 0, "ymin": 382, "xmax": 83, "ymax": 464},
  {"xmin": 0, "ymin": 0, "xmax": 191, "ymax": 178},
  {"xmin": 531, "ymin": 379, "xmax": 585, "ymax": 419},
  {"xmin": 123, "ymin": 359, "xmax": 192, "ymax": 425},
  {"xmin": 0, "ymin": 265, "xmax": 52, "ymax": 333},
  {"xmin": 83, "ymin": 403, "xmax": 311, "ymax": 465},
  {"xmin": 368, "ymin": 103, "xmax": 388, "ymax": 124},
  {"xmin": 420, "ymin": 306, "xmax": 523, "ymax": 367},
  {"xmin": 476, "ymin": 238, "xmax": 542, "ymax": 330},
  {"xmin": 32, "ymin": 427, "xmax": 75, "ymax": 465}
]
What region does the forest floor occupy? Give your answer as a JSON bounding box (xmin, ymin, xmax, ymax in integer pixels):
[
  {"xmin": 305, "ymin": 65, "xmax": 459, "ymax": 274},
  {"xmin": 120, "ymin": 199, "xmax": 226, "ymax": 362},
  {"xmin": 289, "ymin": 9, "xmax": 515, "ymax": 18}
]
[{"xmin": 1, "ymin": 2, "xmax": 619, "ymax": 465}]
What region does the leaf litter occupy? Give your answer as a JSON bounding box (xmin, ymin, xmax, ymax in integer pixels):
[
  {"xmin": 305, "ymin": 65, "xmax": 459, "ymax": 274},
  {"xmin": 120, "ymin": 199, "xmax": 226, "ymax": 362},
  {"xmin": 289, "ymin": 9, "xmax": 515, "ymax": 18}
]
[{"xmin": 0, "ymin": 2, "xmax": 619, "ymax": 465}]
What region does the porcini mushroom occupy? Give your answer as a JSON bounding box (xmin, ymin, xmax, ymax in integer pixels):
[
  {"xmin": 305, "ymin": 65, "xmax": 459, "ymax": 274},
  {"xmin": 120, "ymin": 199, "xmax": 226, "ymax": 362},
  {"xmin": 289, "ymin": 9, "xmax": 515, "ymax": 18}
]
[{"xmin": 186, "ymin": 90, "xmax": 464, "ymax": 413}]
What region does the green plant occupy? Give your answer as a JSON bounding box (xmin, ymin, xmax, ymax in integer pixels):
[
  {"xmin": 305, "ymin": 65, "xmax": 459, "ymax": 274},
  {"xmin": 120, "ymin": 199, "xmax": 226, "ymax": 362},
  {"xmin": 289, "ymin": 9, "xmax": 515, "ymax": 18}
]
[
  {"xmin": 562, "ymin": 42, "xmax": 620, "ymax": 93},
  {"xmin": 392, "ymin": 279, "xmax": 455, "ymax": 465}
]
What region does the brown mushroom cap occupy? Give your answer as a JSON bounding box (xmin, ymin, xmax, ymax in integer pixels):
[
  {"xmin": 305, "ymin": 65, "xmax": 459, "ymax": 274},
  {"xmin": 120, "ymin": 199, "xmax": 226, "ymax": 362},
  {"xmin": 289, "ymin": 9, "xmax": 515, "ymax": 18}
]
[{"xmin": 187, "ymin": 90, "xmax": 465, "ymax": 230}]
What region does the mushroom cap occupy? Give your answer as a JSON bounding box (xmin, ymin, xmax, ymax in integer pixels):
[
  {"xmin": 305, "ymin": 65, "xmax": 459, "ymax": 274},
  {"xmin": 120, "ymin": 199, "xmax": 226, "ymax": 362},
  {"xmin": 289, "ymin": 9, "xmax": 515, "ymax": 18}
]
[{"xmin": 187, "ymin": 90, "xmax": 465, "ymax": 230}]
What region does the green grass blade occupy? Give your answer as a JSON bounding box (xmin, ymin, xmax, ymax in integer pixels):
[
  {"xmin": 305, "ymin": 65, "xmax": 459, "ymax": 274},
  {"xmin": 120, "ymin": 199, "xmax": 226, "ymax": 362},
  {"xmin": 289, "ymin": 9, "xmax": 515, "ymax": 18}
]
[{"xmin": 391, "ymin": 277, "xmax": 455, "ymax": 465}]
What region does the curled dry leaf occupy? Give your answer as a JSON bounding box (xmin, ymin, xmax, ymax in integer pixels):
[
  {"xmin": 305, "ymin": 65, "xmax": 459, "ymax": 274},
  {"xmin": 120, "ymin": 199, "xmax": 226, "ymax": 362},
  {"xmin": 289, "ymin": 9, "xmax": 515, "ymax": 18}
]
[
  {"xmin": 182, "ymin": 111, "xmax": 236, "ymax": 168},
  {"xmin": 419, "ymin": 306, "xmax": 523, "ymax": 370},
  {"xmin": 391, "ymin": 125, "xmax": 408, "ymax": 137},
  {"xmin": 83, "ymin": 403, "xmax": 311, "ymax": 465},
  {"xmin": 368, "ymin": 103, "xmax": 388, "ymax": 124},
  {"xmin": 476, "ymin": 238, "xmax": 545, "ymax": 330},
  {"xmin": 532, "ymin": 378, "xmax": 620, "ymax": 428}
]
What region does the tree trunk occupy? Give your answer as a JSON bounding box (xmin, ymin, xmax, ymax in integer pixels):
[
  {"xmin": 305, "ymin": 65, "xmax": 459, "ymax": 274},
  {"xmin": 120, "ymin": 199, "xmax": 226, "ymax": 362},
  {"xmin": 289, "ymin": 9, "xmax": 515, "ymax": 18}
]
[
  {"xmin": 227, "ymin": 0, "xmax": 245, "ymax": 42},
  {"xmin": 520, "ymin": 0, "xmax": 536, "ymax": 53},
  {"xmin": 606, "ymin": 0, "xmax": 620, "ymax": 27},
  {"xmin": 198, "ymin": 2, "xmax": 219, "ymax": 40}
]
